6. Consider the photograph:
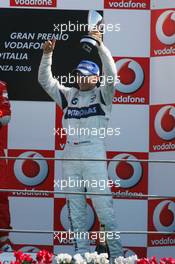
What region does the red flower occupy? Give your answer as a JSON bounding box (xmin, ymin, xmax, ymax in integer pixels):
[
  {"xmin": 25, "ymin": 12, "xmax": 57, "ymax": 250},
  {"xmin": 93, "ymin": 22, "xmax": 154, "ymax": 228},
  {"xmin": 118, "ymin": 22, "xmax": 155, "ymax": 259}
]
[
  {"xmin": 137, "ymin": 257, "xmax": 158, "ymax": 264},
  {"xmin": 36, "ymin": 250, "xmax": 53, "ymax": 264},
  {"xmin": 149, "ymin": 256, "xmax": 158, "ymax": 264},
  {"xmin": 160, "ymin": 257, "xmax": 175, "ymax": 264},
  {"xmin": 20, "ymin": 253, "xmax": 34, "ymax": 262},
  {"xmin": 137, "ymin": 257, "xmax": 175, "ymax": 264},
  {"xmin": 12, "ymin": 250, "xmax": 36, "ymax": 264},
  {"xmin": 14, "ymin": 251, "xmax": 24, "ymax": 261}
]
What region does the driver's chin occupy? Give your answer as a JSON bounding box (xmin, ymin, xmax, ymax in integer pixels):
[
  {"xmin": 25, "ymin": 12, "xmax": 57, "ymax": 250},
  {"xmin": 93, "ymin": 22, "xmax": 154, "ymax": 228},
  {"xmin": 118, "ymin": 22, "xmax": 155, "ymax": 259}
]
[{"xmin": 79, "ymin": 82, "xmax": 95, "ymax": 91}]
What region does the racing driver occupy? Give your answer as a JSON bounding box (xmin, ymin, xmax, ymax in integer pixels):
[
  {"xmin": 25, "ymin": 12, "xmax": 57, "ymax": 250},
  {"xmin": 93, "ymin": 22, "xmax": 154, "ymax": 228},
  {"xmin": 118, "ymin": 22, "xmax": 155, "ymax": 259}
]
[
  {"xmin": 0, "ymin": 81, "xmax": 13, "ymax": 251},
  {"xmin": 38, "ymin": 30, "xmax": 124, "ymax": 261}
]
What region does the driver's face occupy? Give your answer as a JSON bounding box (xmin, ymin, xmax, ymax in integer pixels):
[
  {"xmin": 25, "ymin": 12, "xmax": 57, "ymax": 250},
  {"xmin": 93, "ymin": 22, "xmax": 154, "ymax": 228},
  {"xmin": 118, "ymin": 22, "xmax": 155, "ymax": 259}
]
[{"xmin": 76, "ymin": 73, "xmax": 99, "ymax": 91}]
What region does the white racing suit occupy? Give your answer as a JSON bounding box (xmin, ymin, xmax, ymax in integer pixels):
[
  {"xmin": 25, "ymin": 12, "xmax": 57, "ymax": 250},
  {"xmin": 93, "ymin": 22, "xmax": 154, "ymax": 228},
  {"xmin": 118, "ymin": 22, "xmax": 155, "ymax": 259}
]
[{"xmin": 38, "ymin": 43, "xmax": 124, "ymax": 258}]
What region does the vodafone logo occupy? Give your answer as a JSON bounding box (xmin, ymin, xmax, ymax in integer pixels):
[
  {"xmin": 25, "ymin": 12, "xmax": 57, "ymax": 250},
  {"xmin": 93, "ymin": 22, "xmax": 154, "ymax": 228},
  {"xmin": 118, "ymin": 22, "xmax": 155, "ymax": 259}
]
[
  {"xmin": 116, "ymin": 59, "xmax": 144, "ymax": 94},
  {"xmin": 10, "ymin": 0, "xmax": 56, "ymax": 7},
  {"xmin": 156, "ymin": 10, "xmax": 175, "ymax": 45},
  {"xmin": 153, "ymin": 200, "xmax": 175, "ymax": 232},
  {"xmin": 60, "ymin": 203, "xmax": 95, "ymax": 231},
  {"xmin": 14, "ymin": 151, "xmax": 48, "ymax": 186},
  {"xmin": 108, "ymin": 153, "xmax": 142, "ymax": 188},
  {"xmin": 105, "ymin": 0, "xmax": 148, "ymax": 9},
  {"xmin": 154, "ymin": 105, "xmax": 175, "ymax": 141}
]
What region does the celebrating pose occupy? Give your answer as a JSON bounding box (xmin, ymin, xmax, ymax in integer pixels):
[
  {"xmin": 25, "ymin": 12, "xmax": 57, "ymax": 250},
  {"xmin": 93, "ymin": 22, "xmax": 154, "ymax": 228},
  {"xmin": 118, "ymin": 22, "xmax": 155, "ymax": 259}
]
[
  {"xmin": 38, "ymin": 31, "xmax": 123, "ymax": 261},
  {"xmin": 0, "ymin": 81, "xmax": 12, "ymax": 251}
]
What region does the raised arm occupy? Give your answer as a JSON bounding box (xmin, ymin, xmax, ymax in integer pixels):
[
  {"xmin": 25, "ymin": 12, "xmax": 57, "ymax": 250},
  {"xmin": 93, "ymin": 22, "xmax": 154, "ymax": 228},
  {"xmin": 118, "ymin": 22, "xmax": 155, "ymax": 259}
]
[
  {"xmin": 97, "ymin": 42, "xmax": 117, "ymax": 105},
  {"xmin": 38, "ymin": 40, "xmax": 71, "ymax": 109},
  {"xmin": 89, "ymin": 31, "xmax": 117, "ymax": 105}
]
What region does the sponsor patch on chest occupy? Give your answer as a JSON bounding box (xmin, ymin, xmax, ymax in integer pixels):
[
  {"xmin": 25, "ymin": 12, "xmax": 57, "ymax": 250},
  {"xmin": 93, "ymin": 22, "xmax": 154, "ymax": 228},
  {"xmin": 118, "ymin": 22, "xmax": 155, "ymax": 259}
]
[{"xmin": 65, "ymin": 103, "xmax": 105, "ymax": 119}]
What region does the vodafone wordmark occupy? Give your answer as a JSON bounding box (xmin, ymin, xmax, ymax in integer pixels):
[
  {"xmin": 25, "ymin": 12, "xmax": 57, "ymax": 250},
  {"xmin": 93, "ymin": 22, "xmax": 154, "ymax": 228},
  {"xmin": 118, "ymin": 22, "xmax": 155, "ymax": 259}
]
[
  {"xmin": 107, "ymin": 0, "xmax": 147, "ymax": 9},
  {"xmin": 10, "ymin": 0, "xmax": 56, "ymax": 7}
]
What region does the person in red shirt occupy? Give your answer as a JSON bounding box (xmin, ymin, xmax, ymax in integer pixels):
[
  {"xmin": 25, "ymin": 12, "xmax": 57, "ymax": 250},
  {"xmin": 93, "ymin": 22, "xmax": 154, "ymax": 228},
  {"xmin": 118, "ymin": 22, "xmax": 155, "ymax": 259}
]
[{"xmin": 0, "ymin": 81, "xmax": 13, "ymax": 251}]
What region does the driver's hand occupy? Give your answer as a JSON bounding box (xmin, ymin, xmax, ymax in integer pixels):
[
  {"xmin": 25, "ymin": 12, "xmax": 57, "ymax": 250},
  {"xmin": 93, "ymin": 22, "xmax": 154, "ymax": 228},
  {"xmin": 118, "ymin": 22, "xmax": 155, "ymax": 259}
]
[
  {"xmin": 42, "ymin": 39, "xmax": 56, "ymax": 54},
  {"xmin": 89, "ymin": 30, "xmax": 102, "ymax": 45}
]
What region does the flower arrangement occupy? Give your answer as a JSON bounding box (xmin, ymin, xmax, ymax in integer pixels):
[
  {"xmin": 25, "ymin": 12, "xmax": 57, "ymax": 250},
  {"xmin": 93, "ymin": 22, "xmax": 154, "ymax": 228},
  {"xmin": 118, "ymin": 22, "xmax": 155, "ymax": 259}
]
[
  {"xmin": 114, "ymin": 255, "xmax": 138, "ymax": 264},
  {"xmin": 137, "ymin": 257, "xmax": 175, "ymax": 264},
  {"xmin": 56, "ymin": 252, "xmax": 109, "ymax": 264},
  {"xmin": 0, "ymin": 250, "xmax": 175, "ymax": 264},
  {"xmin": 0, "ymin": 249, "xmax": 53, "ymax": 264}
]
